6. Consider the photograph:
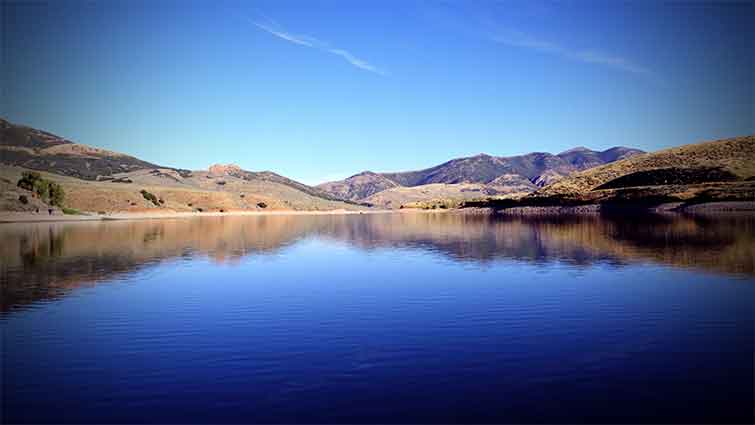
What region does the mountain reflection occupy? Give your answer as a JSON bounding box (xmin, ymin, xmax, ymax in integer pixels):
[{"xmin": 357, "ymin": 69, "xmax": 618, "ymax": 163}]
[{"xmin": 1, "ymin": 213, "xmax": 753, "ymax": 312}]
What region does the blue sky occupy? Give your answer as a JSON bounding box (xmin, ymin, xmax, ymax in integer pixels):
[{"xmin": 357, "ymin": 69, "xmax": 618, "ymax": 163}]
[{"xmin": 3, "ymin": 0, "xmax": 753, "ymax": 184}]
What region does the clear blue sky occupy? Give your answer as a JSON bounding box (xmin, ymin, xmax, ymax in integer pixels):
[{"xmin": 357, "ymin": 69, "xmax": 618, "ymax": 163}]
[{"xmin": 3, "ymin": 0, "xmax": 753, "ymax": 184}]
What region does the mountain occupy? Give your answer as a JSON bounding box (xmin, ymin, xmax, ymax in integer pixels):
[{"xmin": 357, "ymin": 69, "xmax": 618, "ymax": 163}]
[
  {"xmin": 0, "ymin": 118, "xmax": 362, "ymax": 213},
  {"xmin": 317, "ymin": 147, "xmax": 644, "ymax": 203},
  {"xmin": 382, "ymin": 154, "xmax": 512, "ymax": 186},
  {"xmin": 316, "ymin": 171, "xmax": 399, "ymax": 201}
]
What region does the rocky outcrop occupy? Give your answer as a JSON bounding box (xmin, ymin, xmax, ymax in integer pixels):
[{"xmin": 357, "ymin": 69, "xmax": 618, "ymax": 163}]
[{"xmin": 208, "ymin": 163, "xmax": 243, "ymax": 176}]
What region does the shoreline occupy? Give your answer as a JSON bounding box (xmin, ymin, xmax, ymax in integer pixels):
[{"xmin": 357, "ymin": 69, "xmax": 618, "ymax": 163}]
[
  {"xmin": 1, "ymin": 201, "xmax": 753, "ymax": 223},
  {"xmin": 0, "ymin": 208, "xmax": 401, "ymax": 224},
  {"xmin": 456, "ymin": 201, "xmax": 755, "ymax": 216}
]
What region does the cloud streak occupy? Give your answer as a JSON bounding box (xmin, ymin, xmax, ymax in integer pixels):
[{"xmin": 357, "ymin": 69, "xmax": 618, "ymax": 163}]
[
  {"xmin": 492, "ymin": 31, "xmax": 652, "ymax": 77},
  {"xmin": 251, "ymin": 19, "xmax": 387, "ymax": 76}
]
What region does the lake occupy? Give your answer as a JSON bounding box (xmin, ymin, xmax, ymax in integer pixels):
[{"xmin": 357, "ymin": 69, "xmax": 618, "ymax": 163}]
[{"xmin": 1, "ymin": 212, "xmax": 753, "ymax": 423}]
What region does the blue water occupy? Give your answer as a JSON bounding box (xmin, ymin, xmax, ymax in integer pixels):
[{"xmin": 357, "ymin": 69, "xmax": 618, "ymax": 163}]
[{"xmin": 1, "ymin": 214, "xmax": 753, "ymax": 423}]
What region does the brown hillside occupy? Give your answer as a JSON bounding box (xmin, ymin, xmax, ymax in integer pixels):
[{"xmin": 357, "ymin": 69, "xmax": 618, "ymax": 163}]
[{"xmin": 534, "ymin": 136, "xmax": 755, "ymax": 197}]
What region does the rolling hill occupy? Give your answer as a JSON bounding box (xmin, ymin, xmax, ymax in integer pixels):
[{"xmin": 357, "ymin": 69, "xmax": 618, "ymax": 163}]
[
  {"xmin": 0, "ymin": 118, "xmax": 362, "ymax": 213},
  {"xmin": 316, "ymin": 171, "xmax": 399, "ymax": 201},
  {"xmin": 0, "ymin": 118, "xmax": 171, "ymax": 180},
  {"xmin": 534, "ymin": 135, "xmax": 754, "ymax": 197},
  {"xmin": 463, "ymin": 135, "xmax": 755, "ymax": 211}
]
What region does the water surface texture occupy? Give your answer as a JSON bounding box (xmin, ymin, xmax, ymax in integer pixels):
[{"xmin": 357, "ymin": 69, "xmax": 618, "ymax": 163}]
[{"xmin": 1, "ymin": 213, "xmax": 753, "ymax": 423}]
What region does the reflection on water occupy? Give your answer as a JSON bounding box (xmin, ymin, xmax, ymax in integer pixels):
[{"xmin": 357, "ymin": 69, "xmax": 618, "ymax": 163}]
[
  {"xmin": 1, "ymin": 212, "xmax": 753, "ymax": 424},
  {"xmin": 1, "ymin": 213, "xmax": 753, "ymax": 312}
]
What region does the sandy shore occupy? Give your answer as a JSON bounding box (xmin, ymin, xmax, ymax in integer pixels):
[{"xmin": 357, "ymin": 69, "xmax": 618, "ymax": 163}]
[
  {"xmin": 0, "ymin": 208, "xmax": 404, "ymax": 223},
  {"xmin": 4, "ymin": 201, "xmax": 751, "ymax": 223}
]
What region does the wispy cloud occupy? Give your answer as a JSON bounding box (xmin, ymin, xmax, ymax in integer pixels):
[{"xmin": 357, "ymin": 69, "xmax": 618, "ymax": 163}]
[
  {"xmin": 492, "ymin": 31, "xmax": 653, "ymax": 77},
  {"xmin": 328, "ymin": 48, "xmax": 386, "ymax": 75},
  {"xmin": 252, "ymin": 22, "xmax": 318, "ymax": 47},
  {"xmin": 250, "ymin": 18, "xmax": 387, "ymax": 76}
]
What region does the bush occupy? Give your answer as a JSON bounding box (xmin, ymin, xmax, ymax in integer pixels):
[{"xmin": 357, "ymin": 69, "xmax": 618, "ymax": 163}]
[
  {"xmin": 17, "ymin": 171, "xmax": 41, "ymax": 191},
  {"xmin": 62, "ymin": 207, "xmax": 81, "ymax": 215},
  {"xmin": 17, "ymin": 171, "xmax": 65, "ymax": 206},
  {"xmin": 257, "ymin": 202, "xmax": 267, "ymax": 209},
  {"xmin": 140, "ymin": 189, "xmax": 160, "ymax": 206},
  {"xmin": 48, "ymin": 182, "xmax": 65, "ymax": 206},
  {"xmin": 18, "ymin": 195, "xmax": 28, "ymax": 204}
]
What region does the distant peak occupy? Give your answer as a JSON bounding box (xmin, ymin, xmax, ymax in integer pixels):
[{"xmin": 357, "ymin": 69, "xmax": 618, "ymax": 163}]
[
  {"xmin": 558, "ymin": 146, "xmax": 592, "ymax": 155},
  {"xmin": 349, "ymin": 170, "xmax": 378, "ymax": 178},
  {"xmin": 472, "ymin": 153, "xmax": 492, "ymax": 158},
  {"xmin": 602, "ymin": 146, "xmax": 641, "ymax": 152}
]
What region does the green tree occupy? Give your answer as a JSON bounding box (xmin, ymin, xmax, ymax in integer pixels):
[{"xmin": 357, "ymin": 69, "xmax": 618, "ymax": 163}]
[
  {"xmin": 17, "ymin": 171, "xmax": 41, "ymax": 191},
  {"xmin": 140, "ymin": 189, "xmax": 160, "ymax": 206},
  {"xmin": 17, "ymin": 171, "xmax": 65, "ymax": 206},
  {"xmin": 48, "ymin": 182, "xmax": 65, "ymax": 206}
]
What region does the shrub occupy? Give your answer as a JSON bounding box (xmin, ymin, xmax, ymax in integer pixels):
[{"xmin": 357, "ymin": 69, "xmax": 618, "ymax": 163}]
[
  {"xmin": 17, "ymin": 171, "xmax": 41, "ymax": 191},
  {"xmin": 140, "ymin": 189, "xmax": 160, "ymax": 206},
  {"xmin": 257, "ymin": 202, "xmax": 267, "ymax": 209},
  {"xmin": 17, "ymin": 172, "xmax": 65, "ymax": 206},
  {"xmin": 158, "ymin": 198, "xmax": 165, "ymax": 204},
  {"xmin": 62, "ymin": 207, "xmax": 81, "ymax": 215},
  {"xmin": 18, "ymin": 195, "xmax": 28, "ymax": 204},
  {"xmin": 48, "ymin": 182, "xmax": 65, "ymax": 206},
  {"xmin": 187, "ymin": 203, "xmax": 193, "ymax": 207}
]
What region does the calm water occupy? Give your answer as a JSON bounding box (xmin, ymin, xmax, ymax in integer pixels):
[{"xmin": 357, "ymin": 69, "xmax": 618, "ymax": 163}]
[{"xmin": 1, "ymin": 213, "xmax": 753, "ymax": 423}]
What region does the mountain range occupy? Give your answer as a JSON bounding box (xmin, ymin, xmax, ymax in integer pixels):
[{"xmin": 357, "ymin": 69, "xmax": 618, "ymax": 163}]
[
  {"xmin": 316, "ymin": 146, "xmax": 644, "ymax": 206},
  {"xmin": 2, "ymin": 117, "xmax": 750, "ymax": 215}
]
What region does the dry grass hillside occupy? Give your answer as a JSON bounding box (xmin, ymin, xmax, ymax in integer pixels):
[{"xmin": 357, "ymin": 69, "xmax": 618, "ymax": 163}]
[
  {"xmin": 536, "ymin": 135, "xmax": 755, "ymax": 197},
  {"xmin": 0, "ymin": 118, "xmax": 364, "ymax": 213},
  {"xmin": 461, "ymin": 135, "xmax": 755, "ymax": 211},
  {"xmin": 362, "ymin": 183, "xmax": 527, "ymax": 209},
  {"xmin": 0, "ymin": 165, "xmax": 363, "ymax": 214}
]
